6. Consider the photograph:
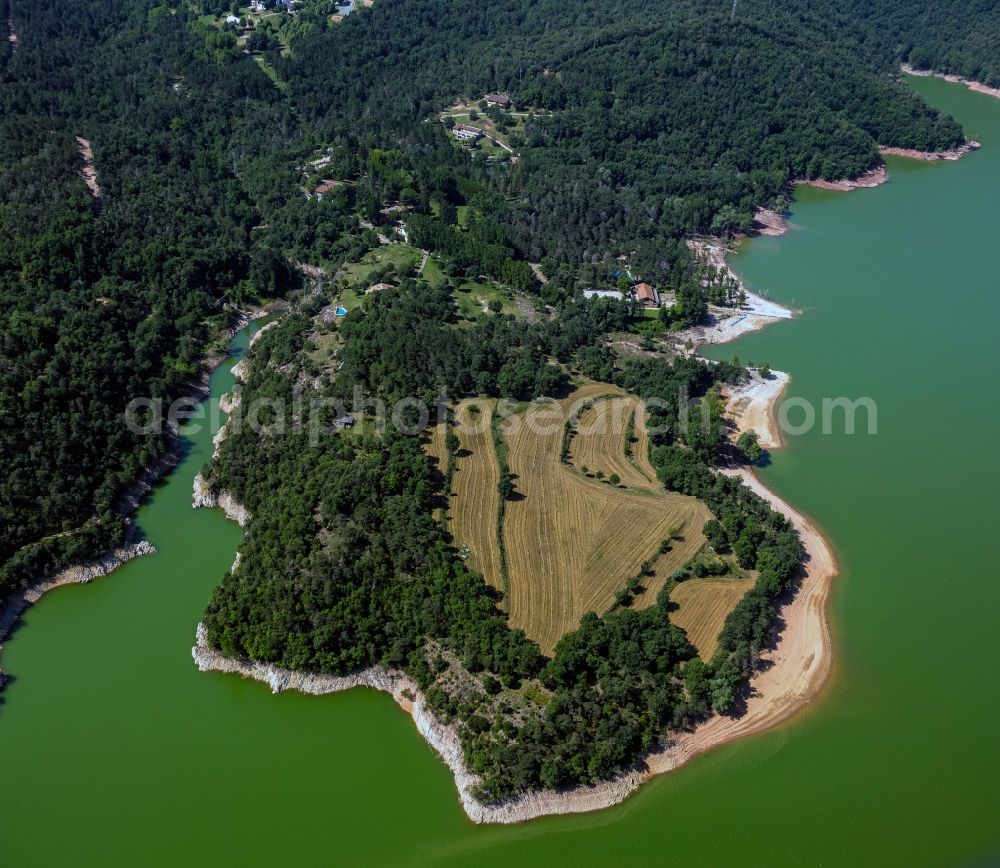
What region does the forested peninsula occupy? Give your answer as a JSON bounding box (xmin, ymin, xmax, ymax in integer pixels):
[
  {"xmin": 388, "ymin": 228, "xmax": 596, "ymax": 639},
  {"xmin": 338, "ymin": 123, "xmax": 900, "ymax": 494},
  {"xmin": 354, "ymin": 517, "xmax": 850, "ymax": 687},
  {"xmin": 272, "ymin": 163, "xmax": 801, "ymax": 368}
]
[{"xmin": 2, "ymin": 0, "xmax": 997, "ymax": 817}]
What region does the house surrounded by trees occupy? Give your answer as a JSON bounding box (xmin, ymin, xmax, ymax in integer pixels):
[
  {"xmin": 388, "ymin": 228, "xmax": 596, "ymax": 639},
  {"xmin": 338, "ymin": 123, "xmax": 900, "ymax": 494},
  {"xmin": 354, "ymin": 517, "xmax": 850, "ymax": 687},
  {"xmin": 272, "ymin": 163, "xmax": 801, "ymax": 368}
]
[{"xmin": 452, "ymin": 123, "xmax": 484, "ymax": 141}]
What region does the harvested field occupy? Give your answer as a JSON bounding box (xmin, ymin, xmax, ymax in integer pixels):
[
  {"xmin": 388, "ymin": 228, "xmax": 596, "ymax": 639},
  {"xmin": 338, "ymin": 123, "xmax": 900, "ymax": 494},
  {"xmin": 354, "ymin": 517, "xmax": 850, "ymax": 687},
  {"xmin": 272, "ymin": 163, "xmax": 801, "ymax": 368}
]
[
  {"xmin": 569, "ymin": 393, "xmax": 653, "ymax": 487},
  {"xmin": 635, "ymin": 520, "xmax": 713, "ymax": 603},
  {"xmin": 426, "ymin": 419, "xmax": 448, "ymax": 468},
  {"xmin": 670, "ymin": 576, "xmax": 754, "ymax": 660},
  {"xmin": 630, "ymin": 401, "xmax": 660, "ymax": 482},
  {"xmin": 424, "ymin": 419, "xmax": 449, "ymax": 522},
  {"xmin": 500, "ymin": 384, "xmax": 711, "ymax": 655},
  {"xmin": 449, "ymin": 400, "xmax": 504, "ymax": 592}
]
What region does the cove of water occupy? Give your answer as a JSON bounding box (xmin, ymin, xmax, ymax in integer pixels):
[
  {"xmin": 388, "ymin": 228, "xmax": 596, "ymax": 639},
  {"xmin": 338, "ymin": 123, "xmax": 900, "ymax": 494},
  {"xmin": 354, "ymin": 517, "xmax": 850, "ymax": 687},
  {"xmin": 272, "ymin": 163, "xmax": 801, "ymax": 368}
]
[{"xmin": 1, "ymin": 76, "xmax": 998, "ymax": 866}]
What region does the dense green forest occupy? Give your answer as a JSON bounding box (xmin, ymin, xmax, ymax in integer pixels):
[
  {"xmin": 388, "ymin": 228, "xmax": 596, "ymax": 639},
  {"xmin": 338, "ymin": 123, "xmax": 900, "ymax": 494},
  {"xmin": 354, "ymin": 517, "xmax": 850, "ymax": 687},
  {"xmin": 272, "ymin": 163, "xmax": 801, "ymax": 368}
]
[
  {"xmin": 3, "ymin": 0, "xmax": 996, "ymax": 594},
  {"xmin": 283, "ymin": 0, "xmax": 969, "ymax": 259},
  {"xmin": 201, "ymin": 292, "xmax": 801, "ymax": 799},
  {"xmin": 0, "ymin": 0, "xmax": 311, "ymax": 590},
  {"xmin": 4, "ymin": 0, "xmax": 998, "ymax": 799},
  {"xmin": 840, "ymin": 0, "xmax": 1000, "ymax": 88}
]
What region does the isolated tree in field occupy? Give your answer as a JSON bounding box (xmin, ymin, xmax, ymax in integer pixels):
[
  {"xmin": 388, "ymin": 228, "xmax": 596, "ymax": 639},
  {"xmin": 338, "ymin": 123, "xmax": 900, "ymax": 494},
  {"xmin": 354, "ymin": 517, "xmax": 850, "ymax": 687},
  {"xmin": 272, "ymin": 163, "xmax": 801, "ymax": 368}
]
[
  {"xmin": 737, "ymin": 430, "xmax": 762, "ymax": 463},
  {"xmin": 609, "ymin": 472, "xmax": 621, "ymax": 486}
]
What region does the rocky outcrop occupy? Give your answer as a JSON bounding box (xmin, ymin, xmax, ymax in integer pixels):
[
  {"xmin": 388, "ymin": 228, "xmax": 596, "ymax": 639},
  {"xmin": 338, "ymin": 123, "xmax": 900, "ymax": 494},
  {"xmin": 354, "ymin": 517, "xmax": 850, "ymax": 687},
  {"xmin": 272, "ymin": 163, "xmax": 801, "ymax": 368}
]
[
  {"xmin": 795, "ymin": 164, "xmax": 888, "ymax": 191},
  {"xmin": 192, "ymin": 474, "xmax": 250, "ymax": 527},
  {"xmin": 229, "ymin": 358, "xmax": 248, "ymax": 384},
  {"xmin": 23, "ymin": 539, "xmax": 156, "ymax": 603},
  {"xmin": 191, "ymin": 623, "xmax": 659, "ymax": 824},
  {"xmin": 752, "ymin": 208, "xmax": 788, "ymax": 236},
  {"xmin": 878, "ymin": 140, "xmax": 980, "ymax": 161},
  {"xmin": 247, "ymin": 319, "xmax": 279, "ymax": 350},
  {"xmin": 1, "ymin": 538, "xmax": 156, "ymax": 667},
  {"xmin": 218, "ymin": 391, "xmax": 240, "ymax": 415},
  {"xmin": 229, "ymin": 319, "xmax": 279, "ymax": 384}
]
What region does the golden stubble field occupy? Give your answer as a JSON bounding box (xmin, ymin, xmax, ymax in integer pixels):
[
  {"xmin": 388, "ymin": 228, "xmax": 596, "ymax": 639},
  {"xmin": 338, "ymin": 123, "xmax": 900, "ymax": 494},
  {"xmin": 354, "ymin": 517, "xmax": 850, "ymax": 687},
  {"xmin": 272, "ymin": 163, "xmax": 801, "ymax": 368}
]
[
  {"xmin": 500, "ymin": 383, "xmax": 710, "ymax": 655},
  {"xmin": 448, "ymin": 399, "xmax": 505, "ymax": 591},
  {"xmin": 427, "ymin": 383, "xmax": 751, "ymax": 658},
  {"xmin": 670, "ymin": 576, "xmax": 754, "ymax": 660}
]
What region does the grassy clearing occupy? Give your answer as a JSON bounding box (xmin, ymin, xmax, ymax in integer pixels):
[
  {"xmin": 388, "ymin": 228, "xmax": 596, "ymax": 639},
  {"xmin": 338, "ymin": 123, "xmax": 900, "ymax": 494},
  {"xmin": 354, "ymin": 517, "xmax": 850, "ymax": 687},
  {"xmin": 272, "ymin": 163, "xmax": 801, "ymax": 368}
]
[
  {"xmin": 421, "ymin": 254, "xmax": 447, "ymax": 288},
  {"xmin": 670, "ymin": 576, "xmax": 754, "ymax": 660},
  {"xmin": 339, "ymin": 243, "xmax": 421, "ymax": 288},
  {"xmin": 426, "ymin": 419, "xmax": 449, "ymax": 468},
  {"xmin": 499, "ymin": 383, "xmax": 710, "ymax": 655},
  {"xmin": 424, "ymin": 419, "xmax": 450, "ymax": 523},
  {"xmin": 452, "ymin": 280, "xmax": 520, "ymax": 320},
  {"xmin": 307, "ymin": 329, "xmax": 341, "ymax": 374},
  {"xmin": 470, "ymin": 137, "xmax": 511, "ymax": 160},
  {"xmin": 337, "ymin": 243, "xmax": 421, "ymax": 310},
  {"xmin": 250, "ymin": 52, "xmax": 289, "ymax": 91}
]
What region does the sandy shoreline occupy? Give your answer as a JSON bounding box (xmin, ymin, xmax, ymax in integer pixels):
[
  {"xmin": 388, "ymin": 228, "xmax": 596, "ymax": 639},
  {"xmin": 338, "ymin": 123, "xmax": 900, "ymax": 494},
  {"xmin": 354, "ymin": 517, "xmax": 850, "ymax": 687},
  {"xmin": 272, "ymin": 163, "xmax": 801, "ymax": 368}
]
[
  {"xmin": 192, "ymin": 362, "xmax": 838, "ymax": 824},
  {"xmin": 722, "ymin": 370, "xmax": 790, "ymax": 450},
  {"xmin": 679, "ymin": 239, "xmax": 795, "ymax": 351}
]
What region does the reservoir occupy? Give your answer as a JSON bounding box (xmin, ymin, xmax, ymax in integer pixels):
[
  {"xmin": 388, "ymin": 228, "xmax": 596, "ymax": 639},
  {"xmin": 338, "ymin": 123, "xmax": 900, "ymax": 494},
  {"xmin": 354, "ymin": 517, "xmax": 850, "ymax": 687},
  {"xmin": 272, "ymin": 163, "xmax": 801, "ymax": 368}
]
[{"xmin": 1, "ymin": 76, "xmax": 997, "ymax": 865}]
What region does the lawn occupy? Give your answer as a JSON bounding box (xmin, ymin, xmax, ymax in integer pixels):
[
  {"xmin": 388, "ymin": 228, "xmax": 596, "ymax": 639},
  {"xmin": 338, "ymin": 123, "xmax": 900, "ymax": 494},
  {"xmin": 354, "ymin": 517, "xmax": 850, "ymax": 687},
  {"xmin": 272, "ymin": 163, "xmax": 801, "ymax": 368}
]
[
  {"xmin": 452, "ymin": 280, "xmax": 520, "ymax": 320},
  {"xmin": 420, "ymin": 254, "xmax": 448, "ymax": 288},
  {"xmin": 337, "ymin": 243, "xmax": 422, "ymax": 310},
  {"xmin": 441, "ymin": 108, "xmax": 527, "ymax": 152},
  {"xmin": 253, "ymin": 54, "xmax": 289, "ymax": 92}
]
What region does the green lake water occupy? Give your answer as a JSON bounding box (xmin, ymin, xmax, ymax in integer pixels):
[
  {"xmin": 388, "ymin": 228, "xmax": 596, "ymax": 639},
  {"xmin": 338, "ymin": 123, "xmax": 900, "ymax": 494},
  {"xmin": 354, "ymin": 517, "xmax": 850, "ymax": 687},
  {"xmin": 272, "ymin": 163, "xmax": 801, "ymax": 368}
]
[{"xmin": 2, "ymin": 76, "xmax": 998, "ymax": 866}]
